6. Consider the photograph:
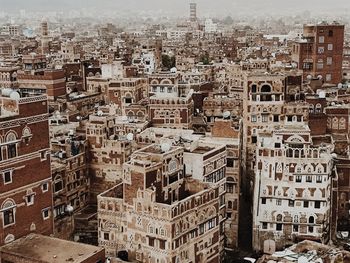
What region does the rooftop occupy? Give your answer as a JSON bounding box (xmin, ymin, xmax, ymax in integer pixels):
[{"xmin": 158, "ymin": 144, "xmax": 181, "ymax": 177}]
[{"xmin": 0, "ymin": 233, "xmax": 104, "ymax": 263}]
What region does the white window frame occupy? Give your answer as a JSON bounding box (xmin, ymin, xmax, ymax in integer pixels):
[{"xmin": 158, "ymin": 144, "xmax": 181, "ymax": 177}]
[
  {"xmin": 2, "ymin": 170, "xmax": 13, "ymax": 185},
  {"xmin": 42, "ymin": 208, "xmax": 50, "ymax": 220},
  {"xmin": 25, "ymin": 194, "xmax": 35, "ymax": 206},
  {"xmin": 41, "ymin": 182, "xmax": 49, "ymax": 193}
]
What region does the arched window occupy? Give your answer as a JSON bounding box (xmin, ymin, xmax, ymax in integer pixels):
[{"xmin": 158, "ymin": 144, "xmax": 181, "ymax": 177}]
[
  {"xmin": 309, "ymin": 104, "xmax": 314, "ymax": 113},
  {"xmin": 276, "ymin": 214, "xmax": 283, "ymax": 231},
  {"xmin": 293, "ymin": 215, "xmax": 299, "ymax": 223},
  {"xmin": 261, "ymin": 84, "xmax": 271, "ymax": 93},
  {"xmin": 332, "ymin": 117, "xmax": 339, "ymax": 129},
  {"xmin": 315, "ymin": 103, "xmax": 322, "ymax": 113},
  {"xmin": 260, "ymin": 85, "xmax": 272, "ymax": 101},
  {"xmin": 6, "ymin": 132, "xmax": 17, "ymax": 159},
  {"xmin": 276, "ymin": 214, "xmax": 283, "ymax": 222},
  {"xmin": 22, "ymin": 127, "xmax": 32, "ymax": 137},
  {"xmin": 1, "ymin": 199, "xmax": 16, "ymax": 226},
  {"xmin": 339, "ymin": 117, "xmax": 346, "ymax": 130}
]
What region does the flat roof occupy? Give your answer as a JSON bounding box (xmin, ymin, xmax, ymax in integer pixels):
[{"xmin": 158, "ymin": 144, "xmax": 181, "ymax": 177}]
[{"xmin": 0, "ymin": 234, "xmax": 104, "ymax": 263}]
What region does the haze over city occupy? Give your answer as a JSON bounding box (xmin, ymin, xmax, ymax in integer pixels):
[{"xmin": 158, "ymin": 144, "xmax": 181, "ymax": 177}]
[{"xmin": 1, "ymin": 0, "xmax": 349, "ymax": 16}]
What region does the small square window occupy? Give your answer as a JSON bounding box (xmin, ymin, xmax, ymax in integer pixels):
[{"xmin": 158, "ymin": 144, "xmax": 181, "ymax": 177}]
[
  {"xmin": 26, "ymin": 195, "xmax": 34, "ymax": 206},
  {"xmin": 42, "ymin": 209, "xmax": 50, "ymax": 220},
  {"xmin": 319, "ymin": 36, "xmax": 324, "ymax": 43},
  {"xmin": 251, "ymin": 136, "xmax": 257, "ymax": 144},
  {"xmin": 289, "ymin": 200, "xmax": 295, "ymax": 207},
  {"xmin": 262, "ymin": 222, "xmax": 268, "ymax": 229},
  {"xmin": 328, "ymin": 44, "xmax": 333, "ymax": 51},
  {"xmin": 251, "ymin": 115, "xmax": 257, "ymax": 123},
  {"xmin": 316, "ymin": 176, "xmax": 322, "ymax": 183},
  {"xmin": 276, "ymin": 223, "xmax": 283, "ymax": 231},
  {"xmin": 42, "ymin": 182, "xmax": 49, "ymax": 192},
  {"xmin": 3, "ymin": 171, "xmax": 12, "ymax": 184},
  {"xmin": 327, "ymin": 57, "xmax": 332, "ymax": 65},
  {"xmin": 104, "ymin": 232, "xmax": 109, "ymax": 240},
  {"xmin": 304, "ymin": 201, "xmax": 309, "ymax": 208},
  {"xmin": 315, "ymin": 201, "xmax": 321, "ymax": 209},
  {"xmin": 296, "ymin": 175, "xmax": 302, "ymax": 183},
  {"xmin": 261, "ymin": 198, "xmax": 266, "ymax": 204},
  {"xmin": 293, "ymin": 225, "xmax": 299, "ymax": 232},
  {"xmin": 40, "ymin": 151, "xmax": 47, "ymax": 160}
]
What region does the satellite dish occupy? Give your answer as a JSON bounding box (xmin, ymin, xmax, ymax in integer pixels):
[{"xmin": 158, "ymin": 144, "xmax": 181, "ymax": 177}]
[
  {"xmin": 170, "ymin": 67, "xmax": 177, "ymax": 73},
  {"xmin": 338, "ymin": 83, "xmax": 343, "ymax": 89},
  {"xmin": 68, "ymin": 129, "xmax": 74, "ymax": 136},
  {"xmin": 2, "ymin": 88, "xmax": 13, "ymax": 97},
  {"xmin": 121, "ymin": 116, "xmax": 128, "ymax": 121},
  {"xmin": 306, "ymin": 75, "xmax": 312, "ymax": 80},
  {"xmin": 9, "ymin": 91, "xmax": 20, "ymax": 100},
  {"xmin": 317, "ymin": 75, "xmax": 323, "ymax": 80},
  {"xmin": 66, "ymin": 205, "xmax": 74, "ymax": 214},
  {"xmin": 126, "ymin": 133, "xmax": 134, "ymax": 141},
  {"xmin": 319, "ymin": 91, "xmax": 326, "ymax": 98},
  {"xmin": 97, "ymin": 110, "xmax": 103, "ymax": 116},
  {"xmin": 223, "ymin": 111, "xmax": 231, "ymax": 119},
  {"xmin": 161, "ymin": 143, "xmax": 171, "ymax": 152},
  {"xmin": 136, "ymin": 128, "xmax": 141, "ymax": 133}
]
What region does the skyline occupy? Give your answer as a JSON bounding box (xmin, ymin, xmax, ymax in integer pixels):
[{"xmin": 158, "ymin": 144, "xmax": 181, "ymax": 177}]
[{"xmin": 1, "ymin": 0, "xmax": 349, "ymax": 16}]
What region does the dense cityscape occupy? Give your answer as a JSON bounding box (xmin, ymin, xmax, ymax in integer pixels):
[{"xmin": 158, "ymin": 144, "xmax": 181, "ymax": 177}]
[{"xmin": 0, "ymin": 1, "xmax": 350, "ymax": 262}]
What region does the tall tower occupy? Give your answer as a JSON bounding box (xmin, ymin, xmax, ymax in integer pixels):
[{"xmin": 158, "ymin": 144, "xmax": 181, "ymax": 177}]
[
  {"xmin": 40, "ymin": 18, "xmax": 49, "ymax": 54},
  {"xmin": 41, "ymin": 19, "xmax": 48, "ymax": 37},
  {"xmin": 189, "ymin": 2, "xmax": 197, "ymax": 22}
]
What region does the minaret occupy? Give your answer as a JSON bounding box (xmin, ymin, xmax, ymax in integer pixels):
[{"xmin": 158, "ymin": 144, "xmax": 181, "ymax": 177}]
[
  {"xmin": 41, "ymin": 18, "xmax": 49, "ymax": 54},
  {"xmin": 189, "ymin": 2, "xmax": 197, "ymax": 22}
]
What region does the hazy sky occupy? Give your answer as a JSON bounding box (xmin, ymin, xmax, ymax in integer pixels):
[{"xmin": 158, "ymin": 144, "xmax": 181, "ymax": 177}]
[{"xmin": 1, "ymin": 0, "xmax": 349, "ymax": 15}]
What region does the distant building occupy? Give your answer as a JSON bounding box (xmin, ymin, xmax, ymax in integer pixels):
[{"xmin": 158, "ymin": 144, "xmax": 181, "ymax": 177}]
[
  {"xmin": 18, "ymin": 69, "xmax": 66, "ymax": 99},
  {"xmin": 0, "ymin": 67, "xmax": 19, "ymax": 88},
  {"xmin": 204, "ymin": 19, "xmax": 217, "ymax": 34},
  {"xmin": 292, "ymin": 22, "xmax": 345, "ymax": 84}
]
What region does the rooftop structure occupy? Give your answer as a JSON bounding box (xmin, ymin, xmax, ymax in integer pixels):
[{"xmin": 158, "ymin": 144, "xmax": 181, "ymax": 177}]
[{"xmin": 0, "ymin": 233, "xmax": 105, "ymax": 263}]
